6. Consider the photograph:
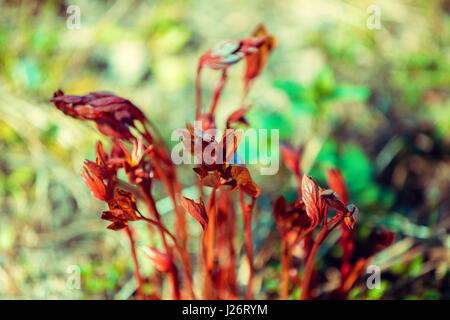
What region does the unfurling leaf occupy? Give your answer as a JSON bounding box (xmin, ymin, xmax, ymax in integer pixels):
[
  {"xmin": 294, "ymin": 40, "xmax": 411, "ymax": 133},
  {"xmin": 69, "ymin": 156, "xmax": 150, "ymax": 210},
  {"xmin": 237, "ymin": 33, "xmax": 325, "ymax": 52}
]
[
  {"xmin": 273, "ymin": 195, "xmax": 287, "ymax": 219},
  {"xmin": 181, "ymin": 197, "xmax": 208, "ymax": 231},
  {"xmin": 96, "ymin": 141, "xmax": 109, "ymax": 166},
  {"xmin": 50, "ymin": 91, "xmax": 147, "ymax": 141},
  {"xmin": 273, "ymin": 196, "xmax": 312, "ymax": 234},
  {"xmin": 101, "ymin": 209, "xmax": 129, "ymax": 230},
  {"xmin": 281, "ymin": 143, "xmax": 302, "ymax": 178},
  {"xmin": 273, "ymin": 195, "xmax": 287, "ymax": 231},
  {"xmin": 81, "ymin": 166, "xmax": 111, "ymax": 201},
  {"xmin": 320, "ymin": 189, "xmax": 347, "ymax": 213},
  {"xmin": 220, "ymin": 129, "xmax": 242, "ymax": 164},
  {"xmin": 84, "ymin": 160, "xmax": 109, "ymax": 180},
  {"xmin": 199, "ymin": 172, "xmax": 220, "ymax": 188},
  {"xmin": 226, "ymin": 107, "xmax": 249, "ymax": 128},
  {"xmin": 326, "ymin": 168, "xmax": 349, "ymax": 205},
  {"xmin": 106, "ymin": 220, "xmax": 128, "ymax": 231},
  {"xmin": 301, "ymin": 174, "xmax": 320, "ymax": 228},
  {"xmin": 106, "ymin": 189, "xmax": 140, "ymax": 223},
  {"xmin": 344, "ymin": 204, "xmax": 359, "ymax": 229},
  {"xmin": 199, "ymin": 37, "xmax": 269, "ymax": 71},
  {"xmin": 244, "ymin": 24, "xmax": 276, "ymax": 84},
  {"xmin": 231, "ymin": 165, "xmax": 261, "ymax": 197},
  {"xmin": 140, "ymin": 247, "xmax": 174, "ymax": 273}
]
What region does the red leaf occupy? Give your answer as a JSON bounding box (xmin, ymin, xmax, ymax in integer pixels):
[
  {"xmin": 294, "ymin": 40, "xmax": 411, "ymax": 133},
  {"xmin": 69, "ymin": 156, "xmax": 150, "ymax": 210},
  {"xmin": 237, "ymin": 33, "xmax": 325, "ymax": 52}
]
[
  {"xmin": 94, "ymin": 118, "xmax": 134, "ymax": 140},
  {"xmin": 84, "ymin": 160, "xmax": 109, "ymax": 180},
  {"xmin": 373, "ymin": 225, "xmax": 395, "ymax": 248},
  {"xmin": 181, "ymin": 197, "xmax": 208, "ymax": 231},
  {"xmin": 301, "ymin": 174, "xmax": 320, "ymax": 228},
  {"xmin": 107, "ymin": 189, "xmax": 140, "ymax": 221},
  {"xmin": 220, "ymin": 129, "xmax": 242, "ymax": 164},
  {"xmin": 344, "ymin": 204, "xmax": 359, "ymax": 230},
  {"xmin": 244, "ymin": 24, "xmax": 276, "ymax": 84},
  {"xmin": 226, "ymin": 107, "xmax": 249, "ymax": 128},
  {"xmin": 106, "ymin": 221, "xmax": 128, "ymax": 231},
  {"xmin": 326, "ymin": 168, "xmax": 349, "ymax": 205},
  {"xmin": 199, "ymin": 40, "xmax": 245, "ymax": 71},
  {"xmin": 273, "ymin": 195, "xmax": 287, "ymax": 230},
  {"xmin": 230, "ymin": 165, "xmax": 261, "ymax": 197},
  {"xmin": 51, "ymin": 91, "xmax": 147, "ymax": 141},
  {"xmin": 320, "ymin": 189, "xmax": 347, "ymax": 213},
  {"xmin": 81, "ymin": 166, "xmax": 111, "ymax": 201},
  {"xmin": 96, "ymin": 141, "xmax": 109, "ymax": 166},
  {"xmin": 140, "ymin": 247, "xmax": 173, "ymax": 273},
  {"xmin": 281, "ymin": 143, "xmax": 301, "ymax": 178}
]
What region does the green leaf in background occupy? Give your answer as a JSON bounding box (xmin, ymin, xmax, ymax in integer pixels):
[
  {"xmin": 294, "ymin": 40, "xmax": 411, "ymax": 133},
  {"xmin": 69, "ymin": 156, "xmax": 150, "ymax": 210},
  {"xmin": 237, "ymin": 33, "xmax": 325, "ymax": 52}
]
[
  {"xmin": 340, "ymin": 144, "xmax": 372, "ymax": 195},
  {"xmin": 423, "ymin": 290, "xmax": 441, "ymax": 300},
  {"xmin": 409, "ymin": 255, "xmax": 423, "ymax": 277},
  {"xmin": 314, "ymin": 66, "xmax": 336, "ymax": 98},
  {"xmin": 247, "ymin": 110, "xmax": 293, "ymax": 141},
  {"xmin": 291, "ymin": 100, "xmax": 317, "ymax": 116},
  {"xmin": 273, "ymin": 79, "xmax": 304, "ymax": 101},
  {"xmin": 11, "ymin": 58, "xmax": 43, "ymax": 90},
  {"xmin": 332, "ymin": 85, "xmax": 371, "ymax": 102},
  {"xmin": 237, "ymin": 111, "xmax": 289, "ymax": 164},
  {"xmin": 358, "ymin": 184, "xmax": 380, "ymax": 206},
  {"xmin": 273, "ymin": 79, "xmax": 317, "ymax": 115},
  {"xmin": 310, "ymin": 139, "xmax": 339, "ymax": 182},
  {"xmin": 31, "ymin": 27, "xmax": 59, "ymax": 54},
  {"xmin": 317, "ymin": 140, "xmax": 339, "ymax": 167},
  {"xmin": 349, "ymin": 287, "xmax": 362, "ymax": 299},
  {"xmin": 6, "ymin": 166, "xmax": 35, "ymax": 195},
  {"xmin": 0, "ymin": 121, "xmax": 20, "ymax": 143},
  {"xmin": 153, "ymin": 25, "xmax": 191, "ymax": 54},
  {"xmin": 367, "ymin": 280, "xmax": 389, "ymax": 300}
]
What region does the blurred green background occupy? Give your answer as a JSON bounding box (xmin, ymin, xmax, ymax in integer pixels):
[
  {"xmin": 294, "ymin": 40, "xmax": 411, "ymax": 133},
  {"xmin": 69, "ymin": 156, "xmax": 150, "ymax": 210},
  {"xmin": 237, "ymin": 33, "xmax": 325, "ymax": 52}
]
[{"xmin": 0, "ymin": 0, "xmax": 448, "ymax": 299}]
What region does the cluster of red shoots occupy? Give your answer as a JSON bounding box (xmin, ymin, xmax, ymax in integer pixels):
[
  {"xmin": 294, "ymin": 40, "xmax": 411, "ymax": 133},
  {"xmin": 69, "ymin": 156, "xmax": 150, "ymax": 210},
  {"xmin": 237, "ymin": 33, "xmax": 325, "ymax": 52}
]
[{"xmin": 50, "ymin": 25, "xmax": 394, "ymax": 300}]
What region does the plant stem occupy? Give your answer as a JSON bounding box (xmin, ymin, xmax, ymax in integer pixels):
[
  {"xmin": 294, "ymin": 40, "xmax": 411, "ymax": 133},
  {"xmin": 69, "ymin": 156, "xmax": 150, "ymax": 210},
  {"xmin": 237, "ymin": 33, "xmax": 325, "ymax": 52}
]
[
  {"xmin": 138, "ymin": 184, "xmax": 170, "ymax": 254},
  {"xmin": 125, "ymin": 227, "xmax": 146, "ymax": 300},
  {"xmin": 138, "ymin": 214, "xmax": 196, "ymax": 299},
  {"xmin": 280, "ymin": 236, "xmax": 291, "ymax": 300},
  {"xmin": 239, "ymin": 189, "xmax": 255, "ymax": 299},
  {"xmin": 168, "ymin": 268, "xmax": 181, "ymax": 300},
  {"xmin": 195, "ymin": 65, "xmax": 202, "ymax": 120},
  {"xmin": 206, "ymin": 186, "xmax": 217, "ymax": 272},
  {"xmin": 241, "ymin": 79, "xmax": 251, "ymax": 107},
  {"xmin": 202, "ymin": 185, "xmax": 217, "ymax": 299},
  {"xmin": 146, "ymin": 149, "xmax": 189, "ymax": 254},
  {"xmin": 209, "ymin": 70, "xmax": 227, "ymax": 117},
  {"xmin": 300, "ymin": 213, "xmax": 345, "ymax": 300}
]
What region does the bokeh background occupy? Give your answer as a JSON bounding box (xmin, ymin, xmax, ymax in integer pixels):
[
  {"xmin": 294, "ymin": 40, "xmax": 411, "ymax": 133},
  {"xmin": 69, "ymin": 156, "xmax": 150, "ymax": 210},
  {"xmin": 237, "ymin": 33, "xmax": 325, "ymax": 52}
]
[{"xmin": 0, "ymin": 0, "xmax": 448, "ymax": 299}]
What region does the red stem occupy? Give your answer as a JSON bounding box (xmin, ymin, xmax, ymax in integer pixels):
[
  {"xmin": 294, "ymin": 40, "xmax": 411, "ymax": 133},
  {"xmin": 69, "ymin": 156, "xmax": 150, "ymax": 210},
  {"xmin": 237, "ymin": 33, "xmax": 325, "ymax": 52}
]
[
  {"xmin": 195, "ymin": 65, "xmax": 202, "ymax": 120},
  {"xmin": 226, "ymin": 192, "xmax": 238, "ymax": 297},
  {"xmin": 125, "ymin": 227, "xmax": 146, "ymax": 300},
  {"xmin": 202, "ymin": 185, "xmax": 217, "ymax": 299},
  {"xmin": 300, "ymin": 213, "xmax": 345, "ymax": 300},
  {"xmin": 280, "ymin": 236, "xmax": 291, "ymax": 300},
  {"xmin": 241, "ymin": 79, "xmax": 251, "ymax": 107},
  {"xmin": 139, "ymin": 184, "xmax": 170, "ymax": 253},
  {"xmin": 168, "ymin": 268, "xmax": 181, "ymax": 300},
  {"xmin": 138, "ymin": 214, "xmax": 196, "ymax": 299},
  {"xmin": 239, "ymin": 189, "xmax": 255, "ymax": 299},
  {"xmin": 206, "ymin": 186, "xmax": 217, "ymax": 272},
  {"xmin": 209, "ymin": 70, "xmax": 227, "ymax": 117}
]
